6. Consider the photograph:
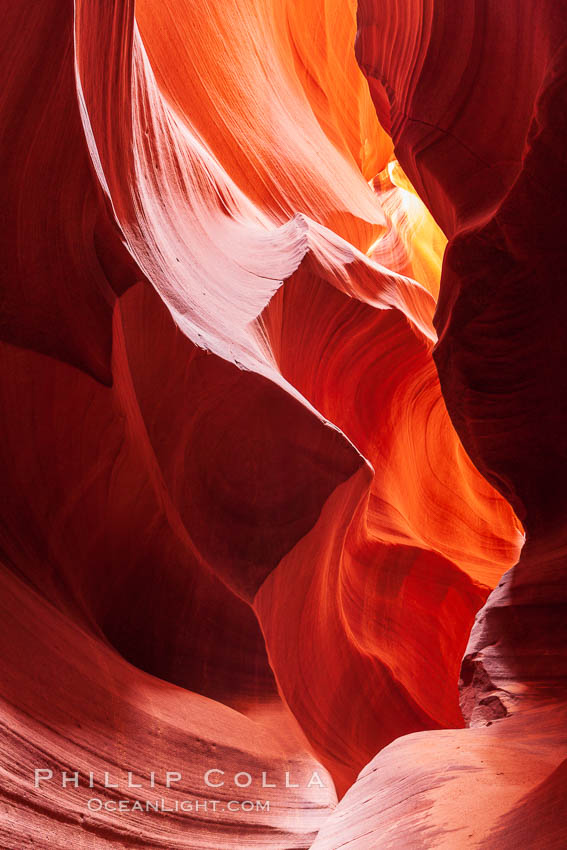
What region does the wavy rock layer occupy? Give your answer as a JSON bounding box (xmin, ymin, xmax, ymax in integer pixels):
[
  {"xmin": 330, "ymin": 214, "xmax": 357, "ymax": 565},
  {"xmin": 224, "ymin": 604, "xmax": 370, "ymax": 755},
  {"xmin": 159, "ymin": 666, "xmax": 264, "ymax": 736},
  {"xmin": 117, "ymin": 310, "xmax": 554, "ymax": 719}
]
[
  {"xmin": 313, "ymin": 1, "xmax": 567, "ymax": 847},
  {"xmin": 0, "ymin": 0, "xmax": 542, "ymax": 847}
]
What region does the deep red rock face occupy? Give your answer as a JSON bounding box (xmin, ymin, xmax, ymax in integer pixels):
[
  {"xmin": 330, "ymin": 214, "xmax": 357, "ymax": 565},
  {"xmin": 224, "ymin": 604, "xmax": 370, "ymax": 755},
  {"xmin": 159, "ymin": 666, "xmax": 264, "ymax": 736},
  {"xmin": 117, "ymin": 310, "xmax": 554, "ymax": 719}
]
[
  {"xmin": 315, "ymin": 1, "xmax": 567, "ymax": 847},
  {"xmin": 0, "ymin": 0, "xmax": 562, "ymax": 847}
]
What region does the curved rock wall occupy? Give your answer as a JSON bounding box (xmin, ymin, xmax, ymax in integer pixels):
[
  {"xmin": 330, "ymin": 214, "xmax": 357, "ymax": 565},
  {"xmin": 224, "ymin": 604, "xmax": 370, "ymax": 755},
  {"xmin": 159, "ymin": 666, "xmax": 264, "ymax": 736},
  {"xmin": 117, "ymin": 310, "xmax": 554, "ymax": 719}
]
[{"xmin": 1, "ymin": 0, "xmax": 561, "ymax": 847}]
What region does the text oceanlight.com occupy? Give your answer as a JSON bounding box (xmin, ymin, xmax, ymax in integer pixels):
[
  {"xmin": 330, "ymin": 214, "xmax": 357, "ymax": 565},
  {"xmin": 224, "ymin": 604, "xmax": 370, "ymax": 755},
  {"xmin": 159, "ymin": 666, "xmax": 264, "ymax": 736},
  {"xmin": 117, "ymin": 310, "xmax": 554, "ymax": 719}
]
[
  {"xmin": 86, "ymin": 798, "xmax": 271, "ymax": 814},
  {"xmin": 33, "ymin": 767, "xmax": 328, "ymax": 815}
]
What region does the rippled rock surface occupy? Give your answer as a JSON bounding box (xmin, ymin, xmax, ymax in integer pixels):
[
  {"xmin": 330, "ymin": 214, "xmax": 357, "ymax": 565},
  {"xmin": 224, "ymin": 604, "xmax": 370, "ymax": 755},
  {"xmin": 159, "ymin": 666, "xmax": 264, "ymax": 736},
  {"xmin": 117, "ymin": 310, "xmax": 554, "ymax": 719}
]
[{"xmin": 1, "ymin": 0, "xmax": 562, "ymax": 847}]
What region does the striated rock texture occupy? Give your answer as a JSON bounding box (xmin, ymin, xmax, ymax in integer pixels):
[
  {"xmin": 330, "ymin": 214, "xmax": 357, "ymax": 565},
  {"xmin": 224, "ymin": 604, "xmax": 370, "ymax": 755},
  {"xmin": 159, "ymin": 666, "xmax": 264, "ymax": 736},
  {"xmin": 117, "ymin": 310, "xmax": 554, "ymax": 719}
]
[
  {"xmin": 311, "ymin": 0, "xmax": 567, "ymax": 847},
  {"xmin": 0, "ymin": 0, "xmax": 561, "ymax": 848}
]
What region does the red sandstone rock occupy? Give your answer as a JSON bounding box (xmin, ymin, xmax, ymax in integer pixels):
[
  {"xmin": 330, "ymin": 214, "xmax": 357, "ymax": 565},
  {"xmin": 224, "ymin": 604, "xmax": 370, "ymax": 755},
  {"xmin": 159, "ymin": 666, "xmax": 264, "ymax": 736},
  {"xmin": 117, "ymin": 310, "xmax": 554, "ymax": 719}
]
[
  {"xmin": 2, "ymin": 0, "xmax": 559, "ymax": 846},
  {"xmin": 316, "ymin": 0, "xmax": 567, "ymax": 846}
]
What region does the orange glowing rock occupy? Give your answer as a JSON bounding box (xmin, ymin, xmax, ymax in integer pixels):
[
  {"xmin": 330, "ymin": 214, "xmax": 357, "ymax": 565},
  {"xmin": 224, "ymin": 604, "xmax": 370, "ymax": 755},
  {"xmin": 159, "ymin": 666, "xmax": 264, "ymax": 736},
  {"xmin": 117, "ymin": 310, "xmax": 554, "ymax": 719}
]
[{"xmin": 1, "ymin": 0, "xmax": 556, "ymax": 846}]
